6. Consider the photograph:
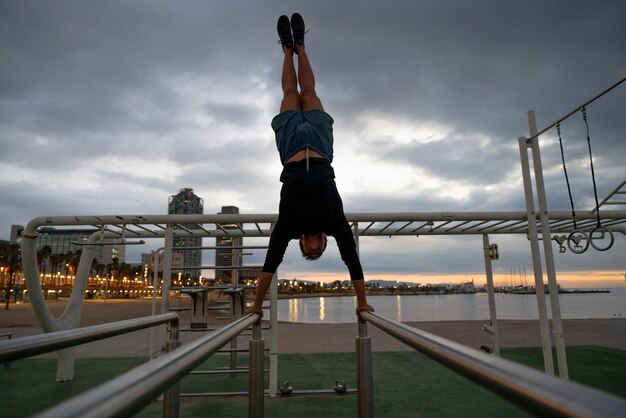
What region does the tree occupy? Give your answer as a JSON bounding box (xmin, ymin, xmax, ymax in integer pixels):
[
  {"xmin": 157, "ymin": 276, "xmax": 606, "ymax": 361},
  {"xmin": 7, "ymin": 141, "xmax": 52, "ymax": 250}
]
[
  {"xmin": 38, "ymin": 245, "xmax": 52, "ymax": 285},
  {"xmin": 0, "ymin": 243, "xmax": 22, "ymax": 310}
]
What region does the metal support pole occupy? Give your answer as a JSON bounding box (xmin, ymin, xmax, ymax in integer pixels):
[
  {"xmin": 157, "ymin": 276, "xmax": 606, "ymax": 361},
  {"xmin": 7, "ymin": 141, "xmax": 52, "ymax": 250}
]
[
  {"xmin": 518, "ymin": 137, "xmax": 555, "ymax": 375},
  {"xmin": 160, "ymin": 226, "xmax": 174, "ymax": 357},
  {"xmin": 527, "ymin": 111, "xmax": 569, "ymax": 379},
  {"xmin": 482, "ymin": 234, "xmax": 500, "ymax": 356},
  {"xmin": 356, "ymin": 318, "xmax": 374, "ymax": 418},
  {"xmin": 249, "ymin": 320, "xmax": 265, "ymax": 418},
  {"xmin": 269, "ymin": 272, "xmax": 278, "ymax": 397},
  {"xmin": 150, "ymin": 250, "xmax": 161, "ymax": 359},
  {"xmin": 163, "ymin": 320, "xmax": 181, "ymax": 418},
  {"xmin": 162, "ymin": 226, "xmax": 173, "ymax": 314}
]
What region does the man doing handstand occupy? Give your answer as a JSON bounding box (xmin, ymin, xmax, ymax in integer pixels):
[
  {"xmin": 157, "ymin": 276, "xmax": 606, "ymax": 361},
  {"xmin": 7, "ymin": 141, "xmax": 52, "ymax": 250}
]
[{"xmin": 245, "ymin": 13, "xmax": 374, "ymax": 317}]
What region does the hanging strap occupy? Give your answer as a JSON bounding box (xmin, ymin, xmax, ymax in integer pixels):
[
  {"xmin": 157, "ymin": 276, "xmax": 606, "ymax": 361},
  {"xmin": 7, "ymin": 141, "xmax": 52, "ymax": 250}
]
[
  {"xmin": 581, "ymin": 107, "xmax": 602, "ymax": 227},
  {"xmin": 557, "ymin": 122, "xmax": 578, "ymax": 229}
]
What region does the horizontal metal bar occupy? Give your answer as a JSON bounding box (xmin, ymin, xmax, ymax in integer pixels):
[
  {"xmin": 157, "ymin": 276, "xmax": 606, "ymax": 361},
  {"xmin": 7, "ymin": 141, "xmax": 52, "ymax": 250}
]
[
  {"xmin": 527, "ymin": 77, "xmax": 625, "ymax": 141},
  {"xmin": 34, "ymin": 314, "xmax": 260, "ymax": 418},
  {"xmin": 0, "ymin": 313, "xmax": 179, "ymax": 364},
  {"xmin": 188, "ymin": 368, "xmax": 269, "ymax": 375},
  {"xmin": 180, "ymin": 390, "xmax": 270, "ymax": 398},
  {"xmin": 360, "ymin": 311, "xmax": 626, "ymax": 418},
  {"xmin": 171, "ymin": 266, "xmax": 262, "ymax": 270},
  {"xmin": 174, "ymin": 246, "xmax": 269, "ymax": 250}
]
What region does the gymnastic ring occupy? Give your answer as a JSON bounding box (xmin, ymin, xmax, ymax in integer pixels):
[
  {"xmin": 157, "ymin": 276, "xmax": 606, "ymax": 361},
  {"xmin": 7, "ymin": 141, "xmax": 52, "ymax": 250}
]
[
  {"xmin": 589, "ymin": 226, "xmax": 614, "ymax": 252},
  {"xmin": 567, "ymin": 230, "xmax": 589, "ymax": 254}
]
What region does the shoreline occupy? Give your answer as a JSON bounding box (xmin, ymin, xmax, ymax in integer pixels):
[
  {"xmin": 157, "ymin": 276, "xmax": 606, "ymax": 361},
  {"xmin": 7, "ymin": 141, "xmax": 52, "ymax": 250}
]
[{"xmin": 1, "ymin": 299, "xmax": 624, "ymax": 356}]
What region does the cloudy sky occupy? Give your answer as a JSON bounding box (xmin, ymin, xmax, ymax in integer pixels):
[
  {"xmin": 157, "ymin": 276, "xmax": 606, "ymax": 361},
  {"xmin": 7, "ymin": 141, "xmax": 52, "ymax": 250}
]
[{"xmin": 1, "ymin": 1, "xmax": 624, "ymax": 287}]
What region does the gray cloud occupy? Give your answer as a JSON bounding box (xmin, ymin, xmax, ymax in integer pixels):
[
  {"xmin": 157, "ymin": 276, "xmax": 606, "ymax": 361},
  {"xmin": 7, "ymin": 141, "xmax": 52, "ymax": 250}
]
[{"xmin": 1, "ymin": 1, "xmax": 624, "ymax": 281}]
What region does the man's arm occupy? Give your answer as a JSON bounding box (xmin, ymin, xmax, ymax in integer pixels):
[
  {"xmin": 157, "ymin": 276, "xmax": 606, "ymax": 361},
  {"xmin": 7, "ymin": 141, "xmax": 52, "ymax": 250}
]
[
  {"xmin": 244, "ymin": 271, "xmax": 274, "ymax": 316},
  {"xmin": 244, "ymin": 219, "xmax": 291, "ymax": 317},
  {"xmin": 353, "ymin": 279, "xmax": 374, "ymax": 315},
  {"xmin": 332, "ymin": 215, "xmax": 374, "ymax": 315}
]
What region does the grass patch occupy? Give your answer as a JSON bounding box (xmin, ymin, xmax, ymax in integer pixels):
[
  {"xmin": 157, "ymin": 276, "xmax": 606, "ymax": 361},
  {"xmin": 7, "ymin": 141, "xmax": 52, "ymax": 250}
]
[{"xmin": 1, "ymin": 346, "xmax": 623, "ymax": 417}]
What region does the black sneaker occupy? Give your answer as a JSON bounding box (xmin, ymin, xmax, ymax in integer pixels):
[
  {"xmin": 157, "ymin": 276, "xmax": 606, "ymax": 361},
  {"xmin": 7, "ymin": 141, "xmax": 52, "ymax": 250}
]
[
  {"xmin": 277, "ymin": 15, "xmax": 293, "ymax": 50},
  {"xmin": 290, "ymin": 12, "xmax": 305, "ymax": 46}
]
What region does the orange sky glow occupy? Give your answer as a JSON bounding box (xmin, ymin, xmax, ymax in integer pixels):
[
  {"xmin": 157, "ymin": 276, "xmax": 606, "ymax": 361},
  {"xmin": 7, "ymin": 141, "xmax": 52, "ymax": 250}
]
[{"xmin": 282, "ymin": 270, "xmax": 626, "ymax": 289}]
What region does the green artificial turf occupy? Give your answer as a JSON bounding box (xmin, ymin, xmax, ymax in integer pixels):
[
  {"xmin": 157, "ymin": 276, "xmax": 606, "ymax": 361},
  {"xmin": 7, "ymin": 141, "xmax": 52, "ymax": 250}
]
[{"xmin": 1, "ymin": 346, "xmax": 624, "ymax": 418}]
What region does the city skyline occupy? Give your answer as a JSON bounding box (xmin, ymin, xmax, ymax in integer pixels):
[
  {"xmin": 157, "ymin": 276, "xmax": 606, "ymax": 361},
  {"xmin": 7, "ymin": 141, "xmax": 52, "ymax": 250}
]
[{"xmin": 1, "ymin": 2, "xmax": 624, "ymax": 288}]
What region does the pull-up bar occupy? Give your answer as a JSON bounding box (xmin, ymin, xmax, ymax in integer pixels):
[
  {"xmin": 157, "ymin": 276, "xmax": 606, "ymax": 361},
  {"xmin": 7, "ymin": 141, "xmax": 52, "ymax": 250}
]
[{"xmin": 526, "ymin": 77, "xmax": 625, "ymax": 141}]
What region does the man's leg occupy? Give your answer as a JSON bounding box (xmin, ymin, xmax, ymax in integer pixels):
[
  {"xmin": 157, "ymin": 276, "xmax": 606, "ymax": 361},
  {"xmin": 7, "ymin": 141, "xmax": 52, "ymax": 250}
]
[
  {"xmin": 296, "ymin": 45, "xmax": 324, "ymax": 111},
  {"xmin": 280, "ymin": 48, "xmax": 301, "ymax": 113}
]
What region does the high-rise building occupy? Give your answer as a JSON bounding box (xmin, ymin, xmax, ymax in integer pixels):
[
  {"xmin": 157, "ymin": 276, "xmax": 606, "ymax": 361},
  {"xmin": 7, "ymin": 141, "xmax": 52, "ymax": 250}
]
[
  {"xmin": 215, "ymin": 206, "xmax": 242, "ymax": 284},
  {"xmin": 168, "ymin": 188, "xmax": 203, "ymax": 280}
]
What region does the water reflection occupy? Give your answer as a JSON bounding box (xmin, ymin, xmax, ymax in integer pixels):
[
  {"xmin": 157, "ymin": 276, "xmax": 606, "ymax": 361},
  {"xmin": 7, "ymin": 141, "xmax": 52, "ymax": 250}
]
[
  {"xmin": 396, "ymin": 295, "xmax": 402, "ymax": 322},
  {"xmin": 275, "ymin": 288, "xmax": 626, "ymax": 323},
  {"xmin": 288, "ymin": 299, "xmax": 299, "ymax": 322}
]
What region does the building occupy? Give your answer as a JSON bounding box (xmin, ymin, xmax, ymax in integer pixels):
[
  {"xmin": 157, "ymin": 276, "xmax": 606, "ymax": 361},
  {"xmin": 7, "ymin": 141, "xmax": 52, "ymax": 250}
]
[
  {"xmin": 168, "ymin": 188, "xmax": 204, "ymax": 279},
  {"xmin": 30, "ymin": 226, "xmax": 125, "ymax": 265},
  {"xmin": 141, "ymin": 252, "xmax": 184, "ymax": 274},
  {"xmin": 10, "ymin": 225, "xmax": 24, "ymax": 244},
  {"xmin": 215, "ymin": 206, "xmax": 242, "ymax": 284}
]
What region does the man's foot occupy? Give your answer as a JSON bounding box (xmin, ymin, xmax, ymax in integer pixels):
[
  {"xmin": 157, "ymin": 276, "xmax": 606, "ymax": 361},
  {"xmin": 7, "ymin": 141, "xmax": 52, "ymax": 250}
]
[
  {"xmin": 290, "ymin": 12, "xmax": 305, "ymax": 46},
  {"xmin": 277, "ymin": 15, "xmax": 293, "ymax": 50}
]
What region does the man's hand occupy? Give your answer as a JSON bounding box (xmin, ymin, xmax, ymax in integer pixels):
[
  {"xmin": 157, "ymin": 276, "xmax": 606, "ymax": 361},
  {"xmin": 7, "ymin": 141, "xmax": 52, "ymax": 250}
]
[
  {"xmin": 356, "ymin": 303, "xmax": 375, "ymax": 318},
  {"xmin": 244, "ymin": 305, "xmax": 264, "ymax": 318}
]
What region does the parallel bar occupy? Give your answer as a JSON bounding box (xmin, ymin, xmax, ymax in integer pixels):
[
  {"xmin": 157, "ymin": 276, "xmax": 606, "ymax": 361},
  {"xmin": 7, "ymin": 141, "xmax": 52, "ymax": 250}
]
[
  {"xmin": 34, "ymin": 314, "xmax": 260, "ymax": 418},
  {"xmin": 360, "ymin": 311, "xmax": 626, "ymax": 418},
  {"xmin": 249, "ymin": 320, "xmax": 265, "ymax": 418},
  {"xmin": 0, "ymin": 313, "xmax": 179, "ymax": 363},
  {"xmin": 356, "ymin": 318, "xmax": 374, "ymax": 418}
]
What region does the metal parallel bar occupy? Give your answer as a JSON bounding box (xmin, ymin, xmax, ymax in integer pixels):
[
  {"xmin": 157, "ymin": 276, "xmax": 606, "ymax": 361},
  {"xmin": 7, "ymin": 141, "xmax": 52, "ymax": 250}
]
[
  {"xmin": 34, "ymin": 314, "xmax": 260, "ymax": 418},
  {"xmin": 0, "ymin": 313, "xmax": 180, "ymax": 363},
  {"xmin": 360, "ymin": 311, "xmax": 626, "ymax": 418}
]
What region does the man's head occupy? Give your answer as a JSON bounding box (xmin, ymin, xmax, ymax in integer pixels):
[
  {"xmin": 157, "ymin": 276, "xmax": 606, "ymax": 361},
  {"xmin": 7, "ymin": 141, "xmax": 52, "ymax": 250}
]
[{"xmin": 299, "ymin": 232, "xmax": 328, "ymax": 260}]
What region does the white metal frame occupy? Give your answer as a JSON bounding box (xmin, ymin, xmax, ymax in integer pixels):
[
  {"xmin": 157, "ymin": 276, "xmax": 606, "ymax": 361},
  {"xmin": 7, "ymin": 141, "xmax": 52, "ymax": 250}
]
[{"xmin": 19, "ymin": 208, "xmax": 626, "ymax": 384}]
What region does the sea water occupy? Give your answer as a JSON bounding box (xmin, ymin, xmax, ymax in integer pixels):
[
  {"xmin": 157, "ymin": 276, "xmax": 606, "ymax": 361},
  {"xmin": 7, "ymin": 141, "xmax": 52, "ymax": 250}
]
[{"xmin": 273, "ymin": 287, "xmax": 626, "ymax": 323}]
